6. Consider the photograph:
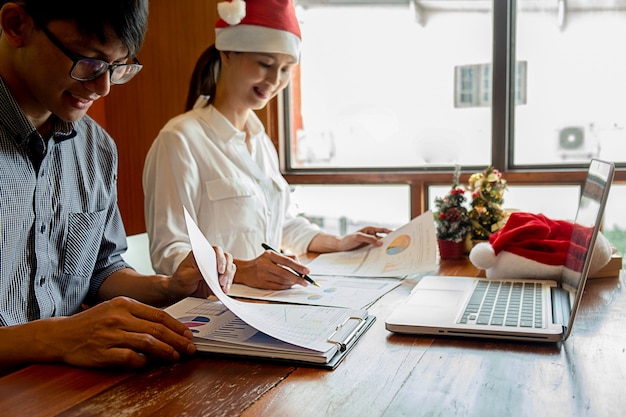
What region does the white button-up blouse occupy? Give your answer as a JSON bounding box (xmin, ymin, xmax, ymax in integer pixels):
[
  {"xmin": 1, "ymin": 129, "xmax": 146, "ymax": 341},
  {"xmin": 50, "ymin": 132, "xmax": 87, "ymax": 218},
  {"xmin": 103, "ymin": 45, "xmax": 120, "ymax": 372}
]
[{"xmin": 143, "ymin": 103, "xmax": 320, "ymax": 275}]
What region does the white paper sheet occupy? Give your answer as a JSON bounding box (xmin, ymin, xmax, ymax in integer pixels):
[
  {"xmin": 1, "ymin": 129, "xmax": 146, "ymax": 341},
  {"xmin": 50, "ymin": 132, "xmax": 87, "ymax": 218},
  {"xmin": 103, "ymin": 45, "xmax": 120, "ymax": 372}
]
[
  {"xmin": 183, "ymin": 208, "xmax": 366, "ymax": 353},
  {"xmin": 165, "ymin": 297, "xmax": 327, "ymax": 356},
  {"xmin": 305, "ymin": 211, "xmax": 438, "ymax": 277},
  {"xmin": 228, "ymin": 275, "xmax": 402, "ymax": 309}
]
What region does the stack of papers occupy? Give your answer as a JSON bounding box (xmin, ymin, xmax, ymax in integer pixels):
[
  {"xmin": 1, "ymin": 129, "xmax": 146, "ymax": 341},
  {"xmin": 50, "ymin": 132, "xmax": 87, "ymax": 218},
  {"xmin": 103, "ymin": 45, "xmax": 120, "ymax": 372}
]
[
  {"xmin": 227, "ymin": 212, "xmax": 438, "ymax": 309},
  {"xmin": 164, "ymin": 209, "xmax": 375, "ymax": 369},
  {"xmin": 305, "ymin": 211, "xmax": 438, "ymax": 278},
  {"xmin": 166, "ymin": 297, "xmax": 371, "ymax": 367}
]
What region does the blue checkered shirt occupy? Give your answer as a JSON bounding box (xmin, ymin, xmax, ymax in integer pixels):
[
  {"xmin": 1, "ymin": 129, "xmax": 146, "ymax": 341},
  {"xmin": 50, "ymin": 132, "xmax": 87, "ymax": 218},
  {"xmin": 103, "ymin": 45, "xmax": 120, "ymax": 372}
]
[{"xmin": 0, "ymin": 77, "xmax": 130, "ymax": 326}]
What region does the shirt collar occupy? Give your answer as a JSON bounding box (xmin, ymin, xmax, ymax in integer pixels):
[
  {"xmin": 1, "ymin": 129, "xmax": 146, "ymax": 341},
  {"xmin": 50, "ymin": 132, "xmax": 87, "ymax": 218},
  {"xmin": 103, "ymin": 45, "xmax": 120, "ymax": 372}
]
[{"xmin": 195, "ymin": 104, "xmax": 264, "ymax": 144}]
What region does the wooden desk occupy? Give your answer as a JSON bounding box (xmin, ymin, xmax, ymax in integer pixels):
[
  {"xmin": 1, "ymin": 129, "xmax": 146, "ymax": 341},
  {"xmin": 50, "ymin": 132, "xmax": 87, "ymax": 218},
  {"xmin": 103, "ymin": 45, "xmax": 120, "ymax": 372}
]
[{"xmin": 1, "ymin": 260, "xmax": 625, "ymax": 417}]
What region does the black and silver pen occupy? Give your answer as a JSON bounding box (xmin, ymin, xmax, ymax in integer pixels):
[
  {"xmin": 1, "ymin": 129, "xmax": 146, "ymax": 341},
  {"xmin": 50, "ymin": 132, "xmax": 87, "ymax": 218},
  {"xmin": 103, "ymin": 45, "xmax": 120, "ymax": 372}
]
[{"xmin": 261, "ymin": 243, "xmax": 321, "ymax": 288}]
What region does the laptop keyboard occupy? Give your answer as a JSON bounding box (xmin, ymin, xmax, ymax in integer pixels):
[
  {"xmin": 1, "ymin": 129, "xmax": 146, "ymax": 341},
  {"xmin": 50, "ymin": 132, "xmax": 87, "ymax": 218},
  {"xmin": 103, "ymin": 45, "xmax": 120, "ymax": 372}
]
[{"xmin": 459, "ymin": 281, "xmax": 544, "ymax": 328}]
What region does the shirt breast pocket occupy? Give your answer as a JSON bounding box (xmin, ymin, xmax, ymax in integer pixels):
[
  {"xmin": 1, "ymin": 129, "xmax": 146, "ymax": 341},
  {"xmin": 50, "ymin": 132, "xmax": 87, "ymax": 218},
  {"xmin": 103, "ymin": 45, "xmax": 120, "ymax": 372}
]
[
  {"xmin": 206, "ymin": 177, "xmax": 256, "ymax": 201},
  {"xmin": 63, "ymin": 210, "xmax": 107, "ymax": 277},
  {"xmin": 205, "ymin": 177, "xmax": 261, "ymax": 231}
]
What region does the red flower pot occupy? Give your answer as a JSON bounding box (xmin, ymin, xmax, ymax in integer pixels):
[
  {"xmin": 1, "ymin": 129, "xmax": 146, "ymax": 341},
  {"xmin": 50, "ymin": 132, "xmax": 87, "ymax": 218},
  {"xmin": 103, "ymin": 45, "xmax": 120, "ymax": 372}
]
[{"xmin": 437, "ymin": 239, "xmax": 466, "ymax": 260}]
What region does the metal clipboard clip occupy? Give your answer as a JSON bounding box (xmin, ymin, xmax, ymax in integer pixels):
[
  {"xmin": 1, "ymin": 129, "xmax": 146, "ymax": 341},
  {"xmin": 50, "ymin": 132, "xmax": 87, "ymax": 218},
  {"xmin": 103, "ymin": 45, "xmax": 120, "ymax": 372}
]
[{"xmin": 327, "ymin": 316, "xmax": 367, "ymax": 352}]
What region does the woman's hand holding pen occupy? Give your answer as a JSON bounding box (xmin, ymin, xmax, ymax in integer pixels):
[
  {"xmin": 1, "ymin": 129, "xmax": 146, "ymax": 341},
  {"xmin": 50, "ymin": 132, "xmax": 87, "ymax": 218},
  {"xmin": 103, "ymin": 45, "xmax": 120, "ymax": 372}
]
[{"xmin": 234, "ymin": 249, "xmax": 312, "ymax": 290}]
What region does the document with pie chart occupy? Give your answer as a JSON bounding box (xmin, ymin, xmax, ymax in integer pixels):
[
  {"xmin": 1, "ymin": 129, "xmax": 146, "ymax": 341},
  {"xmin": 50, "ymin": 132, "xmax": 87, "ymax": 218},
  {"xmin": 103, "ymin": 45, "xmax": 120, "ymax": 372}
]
[{"xmin": 305, "ymin": 211, "xmax": 438, "ymax": 277}]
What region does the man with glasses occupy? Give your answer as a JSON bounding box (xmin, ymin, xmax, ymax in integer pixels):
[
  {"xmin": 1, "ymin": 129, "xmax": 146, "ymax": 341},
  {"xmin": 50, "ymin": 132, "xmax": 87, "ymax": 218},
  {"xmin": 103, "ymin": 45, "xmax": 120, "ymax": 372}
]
[{"xmin": 0, "ymin": 0, "xmax": 236, "ymax": 373}]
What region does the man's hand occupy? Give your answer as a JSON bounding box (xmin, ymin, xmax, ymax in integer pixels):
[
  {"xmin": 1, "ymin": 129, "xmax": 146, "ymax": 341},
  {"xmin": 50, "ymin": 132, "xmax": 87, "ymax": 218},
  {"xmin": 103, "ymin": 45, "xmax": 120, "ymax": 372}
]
[
  {"xmin": 169, "ymin": 246, "xmax": 236, "ymax": 298},
  {"xmin": 0, "ymin": 297, "xmax": 196, "ymax": 370}
]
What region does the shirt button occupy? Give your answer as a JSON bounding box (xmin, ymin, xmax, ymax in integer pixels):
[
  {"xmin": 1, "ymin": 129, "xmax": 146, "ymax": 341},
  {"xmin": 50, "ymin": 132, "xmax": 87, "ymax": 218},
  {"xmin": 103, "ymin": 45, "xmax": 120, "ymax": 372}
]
[
  {"xmin": 39, "ymin": 276, "xmax": 46, "ymax": 286},
  {"xmin": 40, "ymin": 224, "xmax": 46, "ymax": 233}
]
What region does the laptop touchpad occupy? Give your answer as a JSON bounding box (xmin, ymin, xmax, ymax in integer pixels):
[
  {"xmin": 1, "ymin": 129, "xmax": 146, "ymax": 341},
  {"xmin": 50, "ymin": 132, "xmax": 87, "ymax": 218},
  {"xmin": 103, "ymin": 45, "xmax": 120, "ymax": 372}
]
[{"xmin": 407, "ymin": 289, "xmax": 465, "ymax": 307}]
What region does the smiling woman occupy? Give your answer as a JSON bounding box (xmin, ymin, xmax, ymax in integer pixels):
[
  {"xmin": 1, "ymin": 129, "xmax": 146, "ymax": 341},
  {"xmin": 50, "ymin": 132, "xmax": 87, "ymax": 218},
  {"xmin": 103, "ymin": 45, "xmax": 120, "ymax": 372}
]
[{"xmin": 142, "ymin": 0, "xmax": 390, "ymax": 293}]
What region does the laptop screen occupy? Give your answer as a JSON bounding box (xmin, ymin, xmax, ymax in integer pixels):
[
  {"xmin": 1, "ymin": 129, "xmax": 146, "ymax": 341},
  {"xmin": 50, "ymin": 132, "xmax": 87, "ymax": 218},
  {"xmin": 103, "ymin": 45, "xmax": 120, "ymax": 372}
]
[{"xmin": 562, "ymin": 159, "xmax": 614, "ymax": 336}]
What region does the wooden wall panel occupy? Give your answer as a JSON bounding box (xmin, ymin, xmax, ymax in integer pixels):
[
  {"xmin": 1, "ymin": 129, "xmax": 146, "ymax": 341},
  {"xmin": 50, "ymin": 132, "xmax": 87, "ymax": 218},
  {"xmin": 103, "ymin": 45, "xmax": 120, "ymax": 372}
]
[
  {"xmin": 87, "ymin": 99, "xmax": 106, "ymax": 130},
  {"xmin": 104, "ymin": 1, "xmax": 218, "ymax": 235}
]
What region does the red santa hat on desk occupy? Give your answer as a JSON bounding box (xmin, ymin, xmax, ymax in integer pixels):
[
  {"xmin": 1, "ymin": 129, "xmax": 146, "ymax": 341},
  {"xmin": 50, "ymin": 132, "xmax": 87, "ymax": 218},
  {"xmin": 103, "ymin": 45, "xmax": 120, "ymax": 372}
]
[
  {"xmin": 469, "ymin": 212, "xmax": 613, "ymax": 281},
  {"xmin": 215, "ymin": 0, "xmax": 302, "ymax": 62}
]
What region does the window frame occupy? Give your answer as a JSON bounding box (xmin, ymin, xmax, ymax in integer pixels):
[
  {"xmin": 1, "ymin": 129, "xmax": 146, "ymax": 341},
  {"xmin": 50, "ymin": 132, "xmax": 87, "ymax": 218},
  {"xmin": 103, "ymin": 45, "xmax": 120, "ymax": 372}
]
[{"xmin": 265, "ymin": 0, "xmax": 624, "ymax": 219}]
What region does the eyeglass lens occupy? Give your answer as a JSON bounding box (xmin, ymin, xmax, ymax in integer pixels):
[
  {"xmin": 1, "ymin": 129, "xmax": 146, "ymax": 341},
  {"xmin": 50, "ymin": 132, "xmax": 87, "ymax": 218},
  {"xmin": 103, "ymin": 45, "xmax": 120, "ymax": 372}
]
[{"xmin": 71, "ymin": 59, "xmax": 142, "ymax": 85}]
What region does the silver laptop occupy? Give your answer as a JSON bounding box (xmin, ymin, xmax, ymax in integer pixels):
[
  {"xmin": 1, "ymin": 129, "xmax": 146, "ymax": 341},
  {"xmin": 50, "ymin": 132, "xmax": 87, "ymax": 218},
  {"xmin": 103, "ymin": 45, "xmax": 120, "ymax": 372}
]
[{"xmin": 386, "ymin": 159, "xmax": 615, "ymax": 342}]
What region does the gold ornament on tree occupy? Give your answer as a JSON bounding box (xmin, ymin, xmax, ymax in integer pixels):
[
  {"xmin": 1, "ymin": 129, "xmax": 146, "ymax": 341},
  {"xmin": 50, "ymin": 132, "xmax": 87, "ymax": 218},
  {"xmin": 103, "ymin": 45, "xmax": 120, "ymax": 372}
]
[{"xmin": 466, "ymin": 166, "xmax": 508, "ymax": 240}]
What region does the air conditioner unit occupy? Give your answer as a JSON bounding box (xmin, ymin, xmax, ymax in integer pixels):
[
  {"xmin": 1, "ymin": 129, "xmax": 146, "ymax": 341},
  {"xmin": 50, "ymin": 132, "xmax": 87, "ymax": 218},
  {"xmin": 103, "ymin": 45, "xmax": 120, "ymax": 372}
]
[
  {"xmin": 558, "ymin": 126, "xmax": 598, "ymax": 160},
  {"xmin": 559, "ymin": 126, "xmax": 584, "ymax": 150}
]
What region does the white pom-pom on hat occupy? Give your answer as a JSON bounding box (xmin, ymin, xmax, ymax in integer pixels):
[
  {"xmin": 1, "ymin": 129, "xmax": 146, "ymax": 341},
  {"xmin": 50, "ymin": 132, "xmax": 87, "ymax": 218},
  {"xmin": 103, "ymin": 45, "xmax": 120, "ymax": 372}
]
[
  {"xmin": 218, "ymin": 0, "xmax": 246, "ymax": 25},
  {"xmin": 468, "ymin": 242, "xmax": 497, "ymax": 270},
  {"xmin": 215, "ymin": 0, "xmax": 302, "ymax": 62}
]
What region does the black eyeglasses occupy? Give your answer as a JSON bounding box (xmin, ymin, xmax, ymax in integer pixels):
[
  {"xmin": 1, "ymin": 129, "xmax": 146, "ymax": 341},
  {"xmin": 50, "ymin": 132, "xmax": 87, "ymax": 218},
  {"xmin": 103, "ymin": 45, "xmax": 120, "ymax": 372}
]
[{"xmin": 37, "ymin": 24, "xmax": 143, "ymax": 85}]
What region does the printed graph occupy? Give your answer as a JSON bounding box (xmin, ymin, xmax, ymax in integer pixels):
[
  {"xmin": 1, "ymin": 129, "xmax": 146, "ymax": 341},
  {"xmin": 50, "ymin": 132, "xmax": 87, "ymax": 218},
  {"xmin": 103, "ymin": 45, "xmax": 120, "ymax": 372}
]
[
  {"xmin": 386, "ymin": 234, "xmax": 411, "ymax": 255},
  {"xmin": 179, "ymin": 315, "xmax": 211, "ymax": 333}
]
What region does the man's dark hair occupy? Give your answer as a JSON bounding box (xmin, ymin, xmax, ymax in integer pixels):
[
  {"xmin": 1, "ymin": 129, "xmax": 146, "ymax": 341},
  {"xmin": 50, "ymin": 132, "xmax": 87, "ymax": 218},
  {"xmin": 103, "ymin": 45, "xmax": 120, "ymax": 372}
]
[{"xmin": 4, "ymin": 0, "xmax": 148, "ymax": 57}]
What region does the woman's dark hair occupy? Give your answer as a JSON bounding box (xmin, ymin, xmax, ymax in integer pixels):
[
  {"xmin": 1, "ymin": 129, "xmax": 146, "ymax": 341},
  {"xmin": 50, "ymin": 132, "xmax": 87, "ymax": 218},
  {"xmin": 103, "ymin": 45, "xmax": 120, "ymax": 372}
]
[
  {"xmin": 9, "ymin": 0, "xmax": 148, "ymax": 57},
  {"xmin": 185, "ymin": 45, "xmax": 221, "ymax": 112}
]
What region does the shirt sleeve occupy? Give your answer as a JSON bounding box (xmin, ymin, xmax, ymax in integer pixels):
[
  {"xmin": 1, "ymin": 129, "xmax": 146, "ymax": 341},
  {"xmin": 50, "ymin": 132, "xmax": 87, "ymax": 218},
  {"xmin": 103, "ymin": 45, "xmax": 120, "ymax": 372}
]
[
  {"xmin": 88, "ymin": 203, "xmax": 132, "ymax": 299},
  {"xmin": 143, "ymin": 127, "xmax": 199, "ymax": 275},
  {"xmin": 281, "ymin": 190, "xmax": 321, "ymax": 256}
]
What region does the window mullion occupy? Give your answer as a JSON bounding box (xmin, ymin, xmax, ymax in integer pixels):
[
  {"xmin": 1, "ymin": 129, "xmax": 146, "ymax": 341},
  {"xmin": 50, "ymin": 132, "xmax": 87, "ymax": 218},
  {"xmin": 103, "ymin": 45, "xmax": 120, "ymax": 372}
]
[{"xmin": 492, "ymin": 0, "xmax": 515, "ymax": 171}]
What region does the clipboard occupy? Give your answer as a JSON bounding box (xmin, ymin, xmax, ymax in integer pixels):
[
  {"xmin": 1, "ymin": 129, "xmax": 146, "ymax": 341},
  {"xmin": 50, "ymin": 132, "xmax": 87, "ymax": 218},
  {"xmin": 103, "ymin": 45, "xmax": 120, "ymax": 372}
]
[
  {"xmin": 196, "ymin": 315, "xmax": 376, "ymax": 370},
  {"xmin": 328, "ymin": 316, "xmax": 368, "ymax": 352},
  {"xmin": 165, "ymin": 297, "xmax": 375, "ymax": 370},
  {"xmin": 323, "ymin": 314, "xmax": 376, "ymax": 369}
]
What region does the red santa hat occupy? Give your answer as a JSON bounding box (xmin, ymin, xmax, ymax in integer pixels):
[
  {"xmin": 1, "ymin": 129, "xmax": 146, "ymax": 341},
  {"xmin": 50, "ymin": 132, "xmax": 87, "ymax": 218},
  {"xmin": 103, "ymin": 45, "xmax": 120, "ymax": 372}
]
[
  {"xmin": 469, "ymin": 212, "xmax": 612, "ymax": 281},
  {"xmin": 215, "ymin": 0, "xmax": 302, "ymax": 62}
]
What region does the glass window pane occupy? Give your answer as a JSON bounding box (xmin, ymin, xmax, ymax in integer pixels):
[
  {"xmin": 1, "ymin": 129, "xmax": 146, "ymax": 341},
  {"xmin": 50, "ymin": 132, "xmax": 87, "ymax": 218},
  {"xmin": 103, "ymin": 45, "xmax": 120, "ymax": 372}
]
[
  {"xmin": 515, "ymin": 0, "xmax": 626, "ymax": 166},
  {"xmin": 291, "ymin": 2, "xmax": 492, "ymax": 169},
  {"xmin": 290, "ymin": 184, "xmax": 410, "ymax": 235}
]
